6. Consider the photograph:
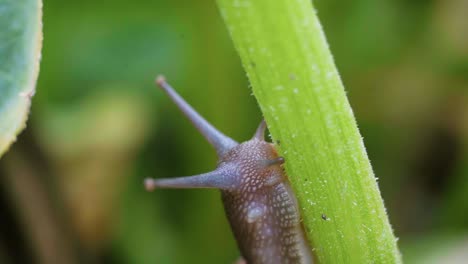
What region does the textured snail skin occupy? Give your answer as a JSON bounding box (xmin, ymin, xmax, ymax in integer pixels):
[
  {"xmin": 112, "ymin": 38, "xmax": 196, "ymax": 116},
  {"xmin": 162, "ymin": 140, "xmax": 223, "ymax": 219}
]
[
  {"xmin": 221, "ymin": 140, "xmax": 313, "ymax": 264},
  {"xmin": 146, "ymin": 76, "xmax": 313, "ymax": 264}
]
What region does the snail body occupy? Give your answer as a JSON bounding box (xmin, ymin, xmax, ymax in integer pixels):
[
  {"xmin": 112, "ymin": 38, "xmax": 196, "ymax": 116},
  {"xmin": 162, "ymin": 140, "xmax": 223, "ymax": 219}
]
[{"xmin": 146, "ymin": 76, "xmax": 313, "ymax": 264}]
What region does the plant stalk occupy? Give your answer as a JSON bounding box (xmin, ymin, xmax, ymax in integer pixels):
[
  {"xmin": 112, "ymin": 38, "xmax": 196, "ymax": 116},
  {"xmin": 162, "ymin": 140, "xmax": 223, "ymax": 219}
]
[{"xmin": 216, "ymin": 0, "xmax": 402, "ymax": 262}]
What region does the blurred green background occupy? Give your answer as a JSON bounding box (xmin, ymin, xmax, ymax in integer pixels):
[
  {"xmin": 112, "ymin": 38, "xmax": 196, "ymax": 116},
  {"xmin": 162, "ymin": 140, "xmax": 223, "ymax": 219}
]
[{"xmin": 1, "ymin": 0, "xmax": 467, "ymax": 263}]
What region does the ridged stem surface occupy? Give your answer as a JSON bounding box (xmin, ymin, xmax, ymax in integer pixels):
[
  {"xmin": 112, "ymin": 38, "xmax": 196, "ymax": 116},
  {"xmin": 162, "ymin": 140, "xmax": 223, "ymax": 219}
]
[{"xmin": 216, "ymin": 0, "xmax": 402, "ymax": 262}]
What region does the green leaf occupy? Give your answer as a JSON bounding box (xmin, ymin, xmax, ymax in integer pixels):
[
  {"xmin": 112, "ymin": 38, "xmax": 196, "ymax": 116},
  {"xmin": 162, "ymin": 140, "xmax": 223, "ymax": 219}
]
[
  {"xmin": 216, "ymin": 0, "xmax": 401, "ymax": 263},
  {"xmin": 0, "ymin": 0, "xmax": 42, "ymax": 157}
]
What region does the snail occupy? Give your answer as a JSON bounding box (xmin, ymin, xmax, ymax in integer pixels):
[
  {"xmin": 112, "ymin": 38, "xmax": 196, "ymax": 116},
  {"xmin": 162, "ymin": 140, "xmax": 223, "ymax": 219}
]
[{"xmin": 145, "ymin": 76, "xmax": 313, "ymax": 264}]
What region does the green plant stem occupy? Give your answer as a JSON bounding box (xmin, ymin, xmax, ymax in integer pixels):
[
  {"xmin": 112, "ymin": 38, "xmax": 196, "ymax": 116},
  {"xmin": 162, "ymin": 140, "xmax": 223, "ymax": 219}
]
[{"xmin": 216, "ymin": 0, "xmax": 401, "ymax": 263}]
